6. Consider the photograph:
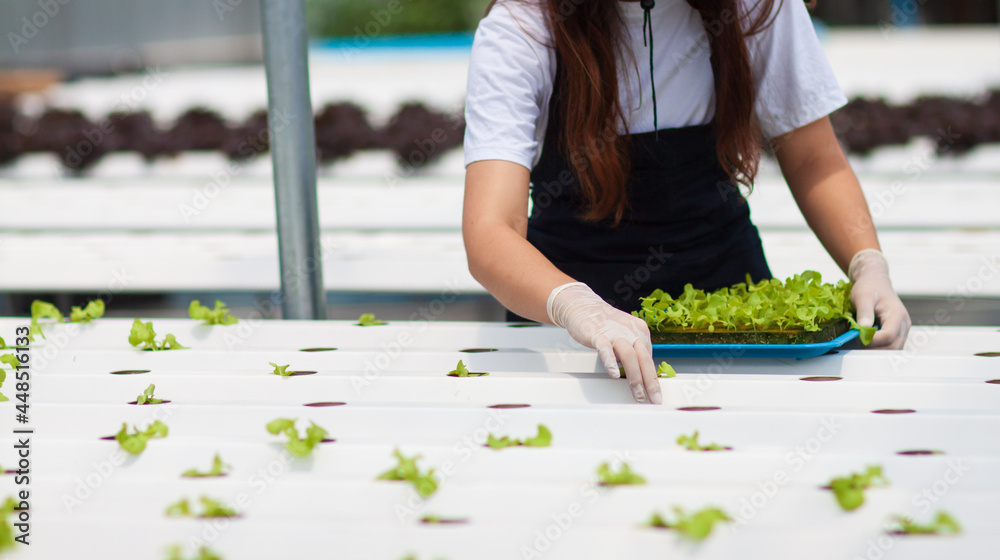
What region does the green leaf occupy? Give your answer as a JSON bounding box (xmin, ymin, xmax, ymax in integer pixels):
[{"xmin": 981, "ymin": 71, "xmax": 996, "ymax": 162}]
[
  {"xmin": 266, "ymin": 418, "xmax": 328, "ymax": 457},
  {"xmin": 357, "ymin": 313, "xmax": 385, "ymax": 326},
  {"xmin": 161, "ymin": 333, "xmax": 188, "ymax": 350},
  {"xmin": 657, "ymin": 362, "xmax": 676, "ymax": 378},
  {"xmin": 488, "ymin": 424, "xmax": 552, "ymax": 449},
  {"xmin": 446, "ymin": 359, "xmax": 485, "ymax": 377},
  {"xmin": 0, "ymin": 354, "xmax": 16, "ymax": 402},
  {"xmin": 136, "ymin": 384, "xmax": 164, "ymax": 405},
  {"xmin": 69, "ymin": 299, "xmax": 105, "ymax": 322},
  {"xmin": 648, "ymin": 506, "xmax": 731, "ymax": 540},
  {"xmin": 676, "ymin": 430, "xmax": 728, "ymax": 451},
  {"xmin": 164, "ymin": 498, "xmax": 191, "ymax": 517},
  {"xmin": 0, "ymin": 496, "xmax": 19, "ymax": 554},
  {"xmin": 198, "ymin": 496, "xmax": 239, "ymax": 518},
  {"xmin": 269, "ymin": 362, "xmax": 291, "ymax": 377},
  {"xmin": 889, "ymin": 510, "xmax": 961, "ymax": 535},
  {"xmin": 596, "ymin": 462, "xmax": 646, "ymax": 486},
  {"xmin": 377, "ymin": 448, "xmax": 439, "ymax": 498},
  {"xmin": 128, "ymin": 318, "xmax": 157, "ymax": 349},
  {"xmin": 0, "ymin": 337, "xmax": 6, "ymax": 349},
  {"xmin": 182, "ymin": 453, "xmax": 231, "ymax": 478},
  {"xmin": 29, "ymin": 299, "xmax": 63, "ymax": 340},
  {"xmin": 189, "ymin": 300, "xmax": 238, "ymax": 325},
  {"xmin": 114, "ymin": 421, "xmax": 169, "ymax": 455},
  {"xmin": 826, "ymin": 464, "xmax": 888, "ymax": 511},
  {"xmin": 265, "ymin": 418, "xmax": 296, "ymax": 435},
  {"xmin": 166, "ymin": 545, "xmax": 225, "ymax": 560}
]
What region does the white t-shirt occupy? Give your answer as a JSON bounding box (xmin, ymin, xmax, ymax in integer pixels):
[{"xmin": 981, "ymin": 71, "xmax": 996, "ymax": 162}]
[{"xmin": 464, "ymin": 0, "xmax": 848, "ymax": 170}]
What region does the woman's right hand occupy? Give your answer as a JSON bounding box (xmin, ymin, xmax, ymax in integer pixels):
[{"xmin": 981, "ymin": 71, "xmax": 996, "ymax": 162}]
[{"xmin": 548, "ymin": 282, "xmax": 662, "ymax": 404}]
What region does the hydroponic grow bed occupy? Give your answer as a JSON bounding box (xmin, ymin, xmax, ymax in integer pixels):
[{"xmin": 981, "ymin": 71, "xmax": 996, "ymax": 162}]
[{"xmin": 0, "ymin": 319, "xmax": 998, "ymax": 560}]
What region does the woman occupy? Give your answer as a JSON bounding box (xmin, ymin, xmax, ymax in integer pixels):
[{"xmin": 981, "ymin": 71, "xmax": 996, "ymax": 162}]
[{"xmin": 462, "ymin": 0, "xmax": 911, "ymax": 404}]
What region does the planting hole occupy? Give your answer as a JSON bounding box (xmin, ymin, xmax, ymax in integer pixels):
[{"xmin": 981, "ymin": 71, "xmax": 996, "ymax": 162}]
[
  {"xmin": 975, "ymin": 352, "xmax": 1000, "ymax": 357},
  {"xmin": 286, "ymin": 371, "xmax": 317, "ymax": 377},
  {"xmin": 304, "ymin": 402, "xmax": 347, "ymax": 407},
  {"xmin": 460, "ymin": 348, "xmax": 499, "ymax": 353},
  {"xmin": 897, "ymin": 449, "xmax": 944, "ymax": 456},
  {"xmin": 99, "ymin": 436, "xmax": 116, "ymax": 441},
  {"xmin": 872, "ymin": 409, "xmax": 916, "ymax": 414},
  {"xmin": 677, "ymin": 406, "xmax": 720, "ymax": 412},
  {"xmin": 800, "ymin": 376, "xmax": 843, "ymax": 382},
  {"xmin": 299, "ymin": 348, "xmax": 338, "ymax": 352},
  {"xmin": 110, "ymin": 370, "xmax": 150, "ymax": 375},
  {"xmin": 127, "ymin": 400, "xmax": 172, "ymax": 406},
  {"xmin": 507, "ymin": 323, "xmax": 541, "ymax": 328},
  {"xmin": 987, "ymin": 379, "xmax": 1000, "ymax": 385},
  {"xmin": 488, "ymin": 404, "xmax": 531, "ymax": 409},
  {"xmin": 319, "ymin": 438, "xmax": 336, "ymax": 444},
  {"xmin": 447, "ymin": 372, "xmax": 489, "ymax": 377},
  {"xmin": 420, "ymin": 517, "xmax": 469, "ymax": 525}
]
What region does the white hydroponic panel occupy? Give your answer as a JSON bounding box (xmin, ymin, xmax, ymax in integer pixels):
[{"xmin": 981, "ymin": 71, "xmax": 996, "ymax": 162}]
[{"xmin": 0, "ymin": 318, "xmax": 998, "ymax": 560}]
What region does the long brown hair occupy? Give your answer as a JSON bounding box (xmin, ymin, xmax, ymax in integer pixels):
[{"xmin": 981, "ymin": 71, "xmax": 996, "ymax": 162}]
[{"xmin": 484, "ymin": 0, "xmax": 780, "ymax": 225}]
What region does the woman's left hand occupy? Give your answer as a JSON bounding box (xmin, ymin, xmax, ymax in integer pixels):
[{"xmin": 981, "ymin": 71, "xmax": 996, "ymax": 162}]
[{"xmin": 849, "ymin": 249, "xmax": 911, "ymax": 349}]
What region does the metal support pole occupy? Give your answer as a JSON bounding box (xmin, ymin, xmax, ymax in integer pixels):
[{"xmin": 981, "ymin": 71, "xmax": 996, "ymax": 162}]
[{"xmin": 259, "ymin": 0, "xmax": 326, "ymax": 320}]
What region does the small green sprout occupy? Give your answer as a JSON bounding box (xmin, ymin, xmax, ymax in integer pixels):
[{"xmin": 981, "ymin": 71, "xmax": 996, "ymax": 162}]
[
  {"xmin": 135, "ymin": 384, "xmax": 164, "ymax": 405},
  {"xmin": 887, "ymin": 511, "xmax": 961, "ymax": 535},
  {"xmin": 69, "ymin": 299, "xmax": 105, "ymax": 323},
  {"xmin": 596, "ymin": 462, "xmax": 646, "ymax": 486},
  {"xmin": 377, "ymin": 448, "xmax": 439, "ymax": 498},
  {"xmin": 486, "ymin": 424, "xmax": 552, "ymax": 450},
  {"xmin": 165, "ymin": 496, "xmax": 239, "ymax": 519},
  {"xmin": 0, "ymin": 497, "xmax": 19, "ymax": 554},
  {"xmin": 676, "ymin": 430, "xmax": 729, "ymax": 452},
  {"xmin": 128, "ymin": 319, "xmax": 188, "ymax": 351},
  {"xmin": 0, "ymin": 354, "xmax": 19, "ymax": 402},
  {"xmin": 265, "ymin": 418, "xmax": 329, "ymax": 458},
  {"xmin": 189, "ymin": 300, "xmax": 238, "ymax": 325},
  {"xmin": 447, "ymin": 360, "xmax": 487, "ymax": 377},
  {"xmin": 419, "ymin": 514, "xmax": 468, "ymax": 524},
  {"xmin": 0, "ymin": 338, "xmax": 5, "ymax": 349},
  {"xmin": 357, "ymin": 313, "xmax": 385, "ymax": 326},
  {"xmin": 182, "ymin": 454, "xmax": 231, "ymax": 478},
  {"xmin": 826, "ymin": 465, "xmax": 888, "ymax": 511},
  {"xmin": 269, "ymin": 362, "xmax": 292, "ymax": 377},
  {"xmin": 166, "ymin": 545, "xmax": 225, "ymax": 560},
  {"xmin": 28, "ymin": 300, "xmax": 63, "ymax": 340},
  {"xmin": 114, "ymin": 420, "xmax": 169, "ymax": 455},
  {"xmin": 647, "ymin": 506, "xmax": 732, "ymax": 540},
  {"xmin": 657, "ymin": 362, "xmax": 677, "ymax": 378}
]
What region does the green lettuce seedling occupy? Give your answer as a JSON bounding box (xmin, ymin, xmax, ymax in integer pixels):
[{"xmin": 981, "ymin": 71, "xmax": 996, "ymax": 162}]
[
  {"xmin": 888, "ymin": 511, "xmax": 961, "ymax": 535},
  {"xmin": 182, "ymin": 454, "xmax": 231, "ymax": 478},
  {"xmin": 269, "ymin": 362, "xmax": 292, "ymax": 377},
  {"xmin": 647, "ymin": 506, "xmax": 732, "ymax": 540},
  {"xmin": 165, "ymin": 496, "xmax": 239, "ymax": 519},
  {"xmin": 657, "ymin": 362, "xmax": 677, "ymax": 378},
  {"xmin": 487, "ymin": 424, "xmax": 552, "ymax": 450},
  {"xmin": 28, "ymin": 300, "xmax": 62, "ymax": 340},
  {"xmin": 447, "ymin": 360, "xmax": 488, "ymax": 377},
  {"xmin": 0, "ymin": 354, "xmax": 19, "ymax": 402},
  {"xmin": 377, "ymin": 448, "xmax": 439, "ymax": 498},
  {"xmin": 69, "ymin": 299, "xmax": 105, "ymax": 323},
  {"xmin": 676, "ymin": 430, "xmax": 729, "ymax": 451},
  {"xmin": 129, "ymin": 319, "xmax": 188, "ymax": 351},
  {"xmin": 419, "ymin": 514, "xmax": 468, "ymax": 524},
  {"xmin": 135, "ymin": 384, "xmax": 164, "ymax": 405},
  {"xmin": 826, "ymin": 465, "xmax": 888, "ymax": 511},
  {"xmin": 189, "ymin": 300, "xmax": 238, "ymax": 325},
  {"xmin": 596, "ymin": 462, "xmax": 646, "ymax": 486},
  {"xmin": 266, "ymin": 418, "xmax": 329, "ymax": 458},
  {"xmin": 166, "ymin": 545, "xmax": 225, "ymax": 560},
  {"xmin": 114, "ymin": 420, "xmax": 169, "ymax": 455},
  {"xmin": 357, "ymin": 313, "xmax": 385, "ymax": 326},
  {"xmin": 0, "ymin": 497, "xmax": 18, "ymax": 554}
]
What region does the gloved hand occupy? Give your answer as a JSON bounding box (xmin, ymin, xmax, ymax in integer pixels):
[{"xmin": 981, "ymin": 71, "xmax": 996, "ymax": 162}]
[
  {"xmin": 848, "ymin": 249, "xmax": 911, "ymax": 349},
  {"xmin": 548, "ymin": 282, "xmax": 661, "ymax": 404}
]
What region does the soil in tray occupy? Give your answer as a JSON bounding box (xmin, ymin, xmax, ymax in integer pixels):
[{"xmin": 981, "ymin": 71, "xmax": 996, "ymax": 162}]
[{"xmin": 649, "ymin": 318, "xmax": 851, "ymax": 345}]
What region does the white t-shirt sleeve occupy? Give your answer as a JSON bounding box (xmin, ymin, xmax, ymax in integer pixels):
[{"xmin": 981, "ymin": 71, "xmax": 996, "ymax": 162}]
[
  {"xmin": 463, "ymin": 1, "xmax": 554, "ymax": 170},
  {"xmin": 747, "ymin": 0, "xmax": 848, "ymax": 138}
]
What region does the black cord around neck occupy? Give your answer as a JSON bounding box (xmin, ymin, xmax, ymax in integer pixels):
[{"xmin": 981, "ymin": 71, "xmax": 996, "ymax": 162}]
[{"xmin": 640, "ymin": 0, "xmax": 658, "ymax": 140}]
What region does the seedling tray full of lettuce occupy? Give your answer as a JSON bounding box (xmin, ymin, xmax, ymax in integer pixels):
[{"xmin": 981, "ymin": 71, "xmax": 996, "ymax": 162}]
[{"xmin": 635, "ymin": 271, "xmax": 876, "ymax": 358}]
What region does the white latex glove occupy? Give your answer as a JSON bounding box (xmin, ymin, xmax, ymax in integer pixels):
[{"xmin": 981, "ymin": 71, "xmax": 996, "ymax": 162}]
[
  {"xmin": 548, "ymin": 282, "xmax": 661, "ymax": 404},
  {"xmin": 848, "ymin": 249, "xmax": 911, "ymax": 349}
]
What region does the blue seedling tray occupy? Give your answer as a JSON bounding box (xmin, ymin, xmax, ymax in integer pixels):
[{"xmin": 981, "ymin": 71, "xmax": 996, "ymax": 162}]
[{"xmin": 652, "ymin": 329, "xmax": 861, "ymax": 359}]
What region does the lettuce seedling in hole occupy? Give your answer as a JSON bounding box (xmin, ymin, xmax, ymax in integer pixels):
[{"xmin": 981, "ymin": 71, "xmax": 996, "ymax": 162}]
[
  {"xmin": 596, "ymin": 462, "xmax": 646, "ymax": 486},
  {"xmin": 486, "ymin": 424, "xmax": 552, "ymax": 450},
  {"xmin": 826, "ymin": 465, "xmax": 888, "ymax": 511},
  {"xmin": 166, "ymin": 545, "xmax": 225, "ymax": 560},
  {"xmin": 657, "ymin": 362, "xmax": 676, "ymax": 378},
  {"xmin": 357, "ymin": 313, "xmax": 385, "ymax": 326},
  {"xmin": 135, "ymin": 384, "xmax": 164, "ymax": 405},
  {"xmin": 647, "ymin": 506, "xmax": 732, "ymax": 540},
  {"xmin": 189, "ymin": 300, "xmax": 238, "ymax": 325},
  {"xmin": 447, "ymin": 360, "xmax": 487, "ymax": 377},
  {"xmin": 887, "ymin": 511, "xmax": 961, "ymax": 535},
  {"xmin": 70, "ymin": 299, "xmax": 105, "ymax": 323},
  {"xmin": 269, "ymin": 362, "xmax": 291, "ymax": 377},
  {"xmin": 182, "ymin": 454, "xmax": 231, "ymax": 478},
  {"xmin": 0, "ymin": 496, "xmax": 19, "ymax": 554},
  {"xmin": 29, "ymin": 298, "xmax": 105, "ymax": 340},
  {"xmin": 0, "ymin": 353, "xmax": 19, "ymax": 402},
  {"xmin": 165, "ymin": 496, "xmax": 239, "ymax": 519},
  {"xmin": 377, "ymin": 448, "xmax": 438, "ymax": 498},
  {"xmin": 419, "ymin": 514, "xmax": 469, "ymax": 524},
  {"xmin": 129, "ymin": 318, "xmax": 188, "ymax": 351},
  {"xmin": 114, "ymin": 420, "xmax": 169, "ymax": 455},
  {"xmin": 676, "ymin": 430, "xmax": 730, "ymax": 452},
  {"xmin": 266, "ymin": 418, "xmax": 329, "ymax": 458}
]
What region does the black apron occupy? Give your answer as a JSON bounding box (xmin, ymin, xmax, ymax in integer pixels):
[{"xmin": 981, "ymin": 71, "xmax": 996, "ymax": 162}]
[{"xmin": 505, "ymin": 67, "xmax": 772, "ymax": 322}]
